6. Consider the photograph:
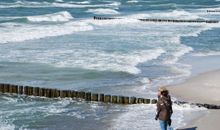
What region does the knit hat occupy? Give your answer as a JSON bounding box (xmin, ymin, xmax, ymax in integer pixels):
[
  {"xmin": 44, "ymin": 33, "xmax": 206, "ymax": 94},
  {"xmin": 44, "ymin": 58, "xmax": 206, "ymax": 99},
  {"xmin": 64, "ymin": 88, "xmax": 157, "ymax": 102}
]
[{"xmin": 158, "ymin": 86, "xmax": 168, "ymax": 92}]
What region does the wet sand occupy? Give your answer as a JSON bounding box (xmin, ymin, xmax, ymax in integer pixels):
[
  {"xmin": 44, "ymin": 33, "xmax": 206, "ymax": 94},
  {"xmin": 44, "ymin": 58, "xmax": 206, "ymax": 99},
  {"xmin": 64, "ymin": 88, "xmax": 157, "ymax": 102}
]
[{"xmin": 168, "ymin": 70, "xmax": 220, "ymax": 130}]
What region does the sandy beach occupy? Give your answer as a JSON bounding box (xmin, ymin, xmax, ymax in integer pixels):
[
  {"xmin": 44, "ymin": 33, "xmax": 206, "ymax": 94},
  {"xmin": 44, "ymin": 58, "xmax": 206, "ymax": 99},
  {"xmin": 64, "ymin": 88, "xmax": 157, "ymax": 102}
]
[{"xmin": 168, "ymin": 70, "xmax": 220, "ymax": 130}]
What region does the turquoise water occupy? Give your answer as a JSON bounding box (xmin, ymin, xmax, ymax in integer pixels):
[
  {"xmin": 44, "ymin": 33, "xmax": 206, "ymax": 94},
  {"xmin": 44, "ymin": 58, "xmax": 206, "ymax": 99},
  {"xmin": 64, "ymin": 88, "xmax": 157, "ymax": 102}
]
[{"xmin": 0, "ymin": 0, "xmax": 220, "ymax": 129}]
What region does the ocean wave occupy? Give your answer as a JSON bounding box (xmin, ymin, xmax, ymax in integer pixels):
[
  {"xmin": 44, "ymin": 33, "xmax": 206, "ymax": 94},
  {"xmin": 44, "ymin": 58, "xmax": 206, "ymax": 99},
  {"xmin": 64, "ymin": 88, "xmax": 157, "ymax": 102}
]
[
  {"xmin": 0, "ymin": 48, "xmax": 165, "ymax": 74},
  {"xmin": 112, "ymin": 103, "xmax": 205, "ymax": 130},
  {"xmin": 0, "ymin": 21, "xmax": 93, "ymax": 43},
  {"xmin": 164, "ymin": 45, "xmax": 193, "ymax": 65},
  {"xmin": 27, "ymin": 11, "xmax": 73, "ymax": 22},
  {"xmin": 192, "ymin": 51, "xmax": 220, "ymax": 56},
  {"xmin": 0, "ymin": 118, "xmax": 15, "ymax": 130},
  {"xmin": 87, "ymin": 8, "xmax": 120, "ymax": 15},
  {"xmin": 127, "ymin": 0, "xmax": 139, "ymax": 3},
  {"xmin": 0, "ymin": 1, "xmax": 120, "ymax": 8},
  {"xmin": 130, "ymin": 10, "xmax": 201, "ymax": 20}
]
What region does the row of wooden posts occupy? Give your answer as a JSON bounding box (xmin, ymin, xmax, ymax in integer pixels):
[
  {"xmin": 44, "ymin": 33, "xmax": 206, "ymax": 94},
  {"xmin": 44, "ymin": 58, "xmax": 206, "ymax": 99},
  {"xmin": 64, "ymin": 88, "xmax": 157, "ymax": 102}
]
[
  {"xmin": 1, "ymin": 83, "xmax": 220, "ymax": 109},
  {"xmin": 0, "ymin": 83, "xmax": 157, "ymax": 104},
  {"xmin": 93, "ymin": 16, "xmax": 219, "ymax": 23}
]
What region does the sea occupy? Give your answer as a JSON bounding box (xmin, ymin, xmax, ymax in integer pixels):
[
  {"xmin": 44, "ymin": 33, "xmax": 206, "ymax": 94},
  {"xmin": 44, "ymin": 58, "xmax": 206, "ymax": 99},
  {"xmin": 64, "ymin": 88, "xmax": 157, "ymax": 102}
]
[{"xmin": 1, "ymin": 0, "xmax": 220, "ymax": 130}]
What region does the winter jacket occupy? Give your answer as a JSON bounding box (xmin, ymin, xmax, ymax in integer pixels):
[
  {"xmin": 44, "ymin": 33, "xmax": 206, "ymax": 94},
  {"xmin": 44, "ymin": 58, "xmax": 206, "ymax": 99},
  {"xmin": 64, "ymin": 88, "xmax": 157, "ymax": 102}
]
[{"xmin": 156, "ymin": 95, "xmax": 173, "ymax": 121}]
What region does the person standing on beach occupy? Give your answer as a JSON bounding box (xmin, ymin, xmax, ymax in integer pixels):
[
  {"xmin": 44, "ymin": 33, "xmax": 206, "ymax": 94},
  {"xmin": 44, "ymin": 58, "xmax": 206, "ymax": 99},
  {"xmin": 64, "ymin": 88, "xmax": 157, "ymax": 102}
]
[{"xmin": 155, "ymin": 87, "xmax": 173, "ymax": 130}]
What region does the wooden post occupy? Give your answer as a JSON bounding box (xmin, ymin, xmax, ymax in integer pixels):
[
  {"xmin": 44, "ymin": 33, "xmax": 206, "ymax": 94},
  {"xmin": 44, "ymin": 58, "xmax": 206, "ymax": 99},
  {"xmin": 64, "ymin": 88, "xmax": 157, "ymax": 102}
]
[
  {"xmin": 99, "ymin": 94, "xmax": 104, "ymax": 102},
  {"xmin": 76, "ymin": 91, "xmax": 80, "ymax": 98},
  {"xmin": 79, "ymin": 91, "xmax": 86, "ymax": 99},
  {"xmin": 34, "ymin": 87, "xmax": 40, "ymax": 96},
  {"xmin": 112, "ymin": 96, "xmax": 118, "ymax": 104},
  {"xmin": 42, "ymin": 88, "xmax": 47, "ymax": 97},
  {"xmin": 0, "ymin": 83, "xmax": 4, "ymax": 93},
  {"xmin": 4, "ymin": 84, "xmax": 9, "ymax": 93},
  {"xmin": 124, "ymin": 97, "xmax": 129, "ymax": 104},
  {"xmin": 9, "ymin": 84, "xmax": 13, "ymax": 93},
  {"xmin": 137, "ymin": 98, "xmax": 144, "ymax": 104},
  {"xmin": 39, "ymin": 88, "xmax": 44, "ymax": 97},
  {"xmin": 71, "ymin": 90, "xmax": 77, "ymax": 98},
  {"xmin": 12, "ymin": 85, "xmax": 18, "ymax": 94},
  {"xmin": 144, "ymin": 99, "xmax": 150, "ymax": 104},
  {"xmin": 151, "ymin": 99, "xmax": 157, "ymax": 104},
  {"xmin": 29, "ymin": 87, "xmax": 34, "ymax": 96},
  {"xmin": 50, "ymin": 89, "xmax": 54, "ymax": 98},
  {"xmin": 19, "ymin": 86, "xmax": 23, "ymax": 95},
  {"xmin": 86, "ymin": 92, "xmax": 91, "ymax": 101},
  {"xmin": 91, "ymin": 93, "xmax": 99, "ymax": 101},
  {"xmin": 45, "ymin": 89, "xmax": 51, "ymax": 98},
  {"xmin": 24, "ymin": 86, "xmax": 28, "ymax": 95},
  {"xmin": 53, "ymin": 89, "xmax": 59, "ymax": 98},
  {"xmin": 119, "ymin": 96, "xmax": 124, "ymax": 104},
  {"xmin": 130, "ymin": 97, "xmax": 137, "ymax": 104},
  {"xmin": 104, "ymin": 95, "xmax": 111, "ymax": 103},
  {"xmin": 60, "ymin": 90, "xmax": 65, "ymax": 98},
  {"xmin": 67, "ymin": 90, "xmax": 72, "ymax": 98}
]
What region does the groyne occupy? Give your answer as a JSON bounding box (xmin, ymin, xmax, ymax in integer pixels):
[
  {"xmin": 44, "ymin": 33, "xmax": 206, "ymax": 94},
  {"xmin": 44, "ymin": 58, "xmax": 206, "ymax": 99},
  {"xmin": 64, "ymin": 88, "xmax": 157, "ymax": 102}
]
[
  {"xmin": 93, "ymin": 16, "xmax": 219, "ymax": 23},
  {"xmin": 0, "ymin": 83, "xmax": 220, "ymax": 109}
]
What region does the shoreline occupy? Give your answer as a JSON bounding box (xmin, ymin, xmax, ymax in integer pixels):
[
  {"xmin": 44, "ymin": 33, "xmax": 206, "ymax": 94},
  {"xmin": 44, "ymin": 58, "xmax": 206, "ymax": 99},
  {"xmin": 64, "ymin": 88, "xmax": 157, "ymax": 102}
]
[{"xmin": 167, "ymin": 69, "xmax": 220, "ymax": 130}]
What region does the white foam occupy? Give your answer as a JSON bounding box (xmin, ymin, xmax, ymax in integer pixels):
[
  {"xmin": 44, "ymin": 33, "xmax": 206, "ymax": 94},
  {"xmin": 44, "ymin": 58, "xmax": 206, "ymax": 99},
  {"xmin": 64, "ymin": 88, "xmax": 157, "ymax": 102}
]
[
  {"xmin": 55, "ymin": 0, "xmax": 64, "ymax": 2},
  {"xmin": 0, "ymin": 1, "xmax": 120, "ymax": 8},
  {"xmin": 164, "ymin": 45, "xmax": 193, "ymax": 64},
  {"xmin": 27, "ymin": 11, "xmax": 73, "ymax": 22},
  {"xmin": 59, "ymin": 48, "xmax": 165, "ymax": 74},
  {"xmin": 87, "ymin": 8, "xmax": 120, "ymax": 15},
  {"xmin": 0, "ymin": 21, "xmax": 93, "ymax": 43},
  {"xmin": 111, "ymin": 104, "xmax": 205, "ymax": 130},
  {"xmin": 0, "ymin": 48, "xmax": 165, "ymax": 74},
  {"xmin": 127, "ymin": 10, "xmax": 201, "ymax": 20},
  {"xmin": 0, "ymin": 119, "xmax": 15, "ymax": 130},
  {"xmin": 127, "ymin": 0, "xmax": 139, "ymax": 3},
  {"xmin": 192, "ymin": 51, "xmax": 220, "ymax": 56}
]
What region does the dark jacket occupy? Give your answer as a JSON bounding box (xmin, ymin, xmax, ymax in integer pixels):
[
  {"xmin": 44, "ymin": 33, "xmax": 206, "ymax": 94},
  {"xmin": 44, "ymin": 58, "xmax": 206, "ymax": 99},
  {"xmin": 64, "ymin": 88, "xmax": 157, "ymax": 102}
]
[{"xmin": 156, "ymin": 95, "xmax": 173, "ymax": 121}]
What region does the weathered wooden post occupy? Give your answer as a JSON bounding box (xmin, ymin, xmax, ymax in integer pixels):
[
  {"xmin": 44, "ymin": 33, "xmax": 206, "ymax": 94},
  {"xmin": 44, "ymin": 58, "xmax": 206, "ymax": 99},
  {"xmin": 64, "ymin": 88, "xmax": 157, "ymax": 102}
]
[
  {"xmin": 137, "ymin": 98, "xmax": 144, "ymax": 104},
  {"xmin": 19, "ymin": 86, "xmax": 23, "ymax": 95},
  {"xmin": 34, "ymin": 87, "xmax": 40, "ymax": 96},
  {"xmin": 9, "ymin": 84, "xmax": 13, "ymax": 93},
  {"xmin": 71, "ymin": 90, "xmax": 77, "ymax": 98},
  {"xmin": 85, "ymin": 92, "xmax": 91, "ymax": 101},
  {"xmin": 54, "ymin": 89, "xmax": 60, "ymax": 98},
  {"xmin": 0, "ymin": 83, "xmax": 4, "ymax": 93},
  {"xmin": 39, "ymin": 88, "xmax": 44, "ymax": 97},
  {"xmin": 43, "ymin": 88, "xmax": 47, "ymax": 97},
  {"xmin": 112, "ymin": 95, "xmax": 118, "ymax": 104},
  {"xmin": 104, "ymin": 95, "xmax": 111, "ymax": 103},
  {"xmin": 24, "ymin": 86, "xmax": 28, "ymax": 95},
  {"xmin": 29, "ymin": 86, "xmax": 34, "ymax": 96},
  {"xmin": 124, "ymin": 97, "xmax": 130, "ymax": 104},
  {"xmin": 144, "ymin": 99, "xmax": 151, "ymax": 104},
  {"xmin": 12, "ymin": 85, "xmax": 18, "ymax": 94},
  {"xmin": 91, "ymin": 93, "xmax": 99, "ymax": 101},
  {"xmin": 60, "ymin": 90, "xmax": 66, "ymax": 98},
  {"xmin": 45, "ymin": 89, "xmax": 52, "ymax": 98},
  {"xmin": 51, "ymin": 89, "xmax": 57, "ymax": 98},
  {"xmin": 99, "ymin": 94, "xmax": 104, "ymax": 102},
  {"xmin": 119, "ymin": 96, "xmax": 124, "ymax": 104},
  {"xmin": 4, "ymin": 84, "xmax": 9, "ymax": 93},
  {"xmin": 67, "ymin": 90, "xmax": 72, "ymax": 98},
  {"xmin": 151, "ymin": 99, "xmax": 157, "ymax": 104},
  {"xmin": 76, "ymin": 91, "xmax": 80, "ymax": 98},
  {"xmin": 79, "ymin": 91, "xmax": 86, "ymax": 99},
  {"xmin": 130, "ymin": 97, "xmax": 137, "ymax": 104}
]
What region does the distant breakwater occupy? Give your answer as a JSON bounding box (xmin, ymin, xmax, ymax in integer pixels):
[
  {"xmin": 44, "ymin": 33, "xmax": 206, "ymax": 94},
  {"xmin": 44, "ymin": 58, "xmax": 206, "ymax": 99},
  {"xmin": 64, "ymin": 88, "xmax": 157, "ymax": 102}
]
[
  {"xmin": 0, "ymin": 83, "xmax": 220, "ymax": 109},
  {"xmin": 93, "ymin": 16, "xmax": 219, "ymax": 23}
]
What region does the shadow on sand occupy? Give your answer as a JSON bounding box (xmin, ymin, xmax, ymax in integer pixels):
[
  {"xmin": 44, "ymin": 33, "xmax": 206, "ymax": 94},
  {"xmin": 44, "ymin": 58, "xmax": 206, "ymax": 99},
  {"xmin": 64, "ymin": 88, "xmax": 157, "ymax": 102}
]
[{"xmin": 177, "ymin": 127, "xmax": 197, "ymax": 130}]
